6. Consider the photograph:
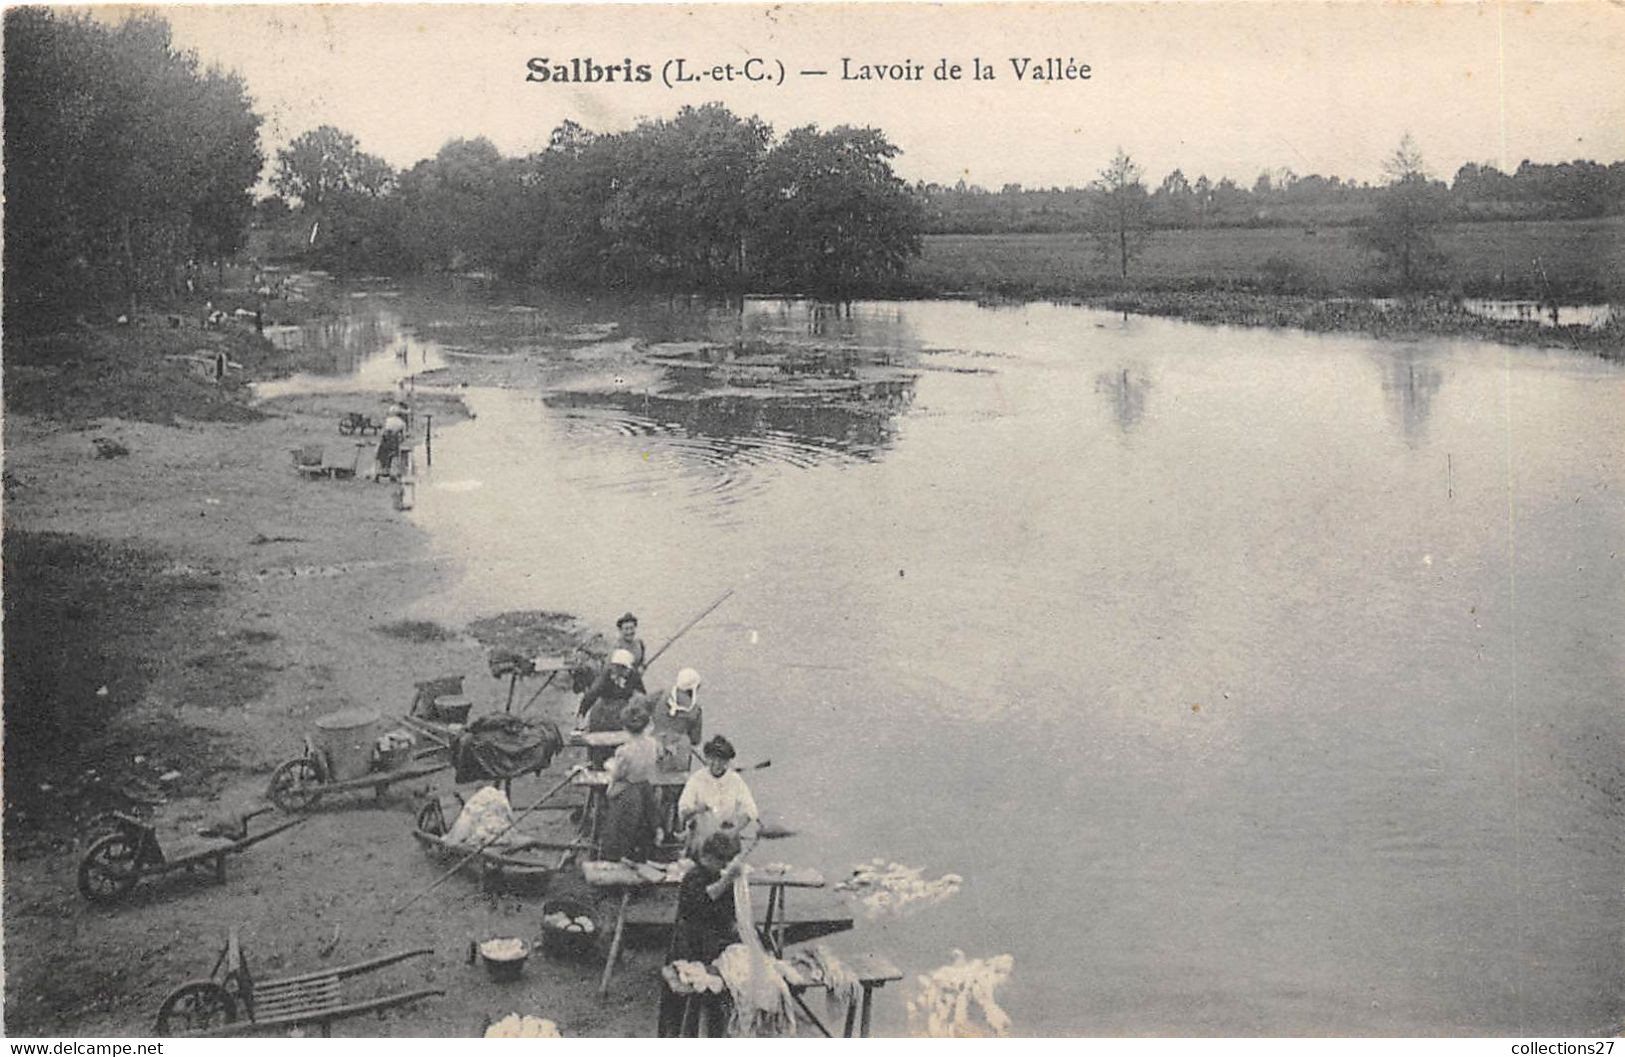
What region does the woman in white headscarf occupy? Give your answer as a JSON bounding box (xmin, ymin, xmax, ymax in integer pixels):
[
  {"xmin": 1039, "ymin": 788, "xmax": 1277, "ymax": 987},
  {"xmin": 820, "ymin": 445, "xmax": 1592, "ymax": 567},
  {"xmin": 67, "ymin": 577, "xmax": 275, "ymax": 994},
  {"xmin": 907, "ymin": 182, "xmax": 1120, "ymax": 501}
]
[
  {"xmin": 648, "ymin": 667, "xmax": 704, "ymax": 773},
  {"xmin": 579, "ymin": 648, "xmax": 645, "ymax": 766}
]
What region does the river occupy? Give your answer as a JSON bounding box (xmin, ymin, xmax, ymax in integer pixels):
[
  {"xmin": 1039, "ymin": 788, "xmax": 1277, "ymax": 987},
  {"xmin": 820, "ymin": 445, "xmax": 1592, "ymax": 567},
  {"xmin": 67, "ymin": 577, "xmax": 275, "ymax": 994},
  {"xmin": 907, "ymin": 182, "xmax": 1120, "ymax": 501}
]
[{"xmin": 271, "ymin": 287, "xmax": 1625, "ymax": 1036}]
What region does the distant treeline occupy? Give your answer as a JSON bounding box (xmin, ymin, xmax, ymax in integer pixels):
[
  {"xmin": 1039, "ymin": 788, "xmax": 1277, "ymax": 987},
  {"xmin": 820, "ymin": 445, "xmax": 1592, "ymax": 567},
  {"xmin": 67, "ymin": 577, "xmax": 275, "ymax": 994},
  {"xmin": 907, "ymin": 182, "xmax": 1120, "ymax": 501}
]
[
  {"xmin": 2, "ymin": 9, "xmax": 921, "ymax": 322},
  {"xmin": 2, "ymin": 9, "xmax": 261, "ymax": 326},
  {"xmin": 921, "ymin": 160, "xmax": 1625, "ymax": 235},
  {"xmin": 259, "ymin": 108, "xmax": 924, "ymax": 297},
  {"xmin": 7, "ymin": 6, "xmax": 1623, "ymax": 326}
]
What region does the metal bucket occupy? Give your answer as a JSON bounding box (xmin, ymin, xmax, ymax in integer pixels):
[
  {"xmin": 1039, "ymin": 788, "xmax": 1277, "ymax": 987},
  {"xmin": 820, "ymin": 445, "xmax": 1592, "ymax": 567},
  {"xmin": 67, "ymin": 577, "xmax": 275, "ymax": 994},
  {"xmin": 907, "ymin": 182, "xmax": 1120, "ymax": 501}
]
[
  {"xmin": 433, "ymin": 695, "xmax": 472, "ymax": 724},
  {"xmin": 312, "ymin": 707, "xmax": 381, "ymax": 781}
]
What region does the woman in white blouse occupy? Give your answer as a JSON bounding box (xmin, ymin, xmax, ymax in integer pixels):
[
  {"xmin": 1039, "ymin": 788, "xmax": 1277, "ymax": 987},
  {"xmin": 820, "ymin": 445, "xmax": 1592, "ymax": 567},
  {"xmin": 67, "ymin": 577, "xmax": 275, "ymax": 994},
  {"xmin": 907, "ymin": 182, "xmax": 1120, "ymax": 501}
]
[{"xmin": 676, "ymin": 735, "xmax": 759, "ymax": 857}]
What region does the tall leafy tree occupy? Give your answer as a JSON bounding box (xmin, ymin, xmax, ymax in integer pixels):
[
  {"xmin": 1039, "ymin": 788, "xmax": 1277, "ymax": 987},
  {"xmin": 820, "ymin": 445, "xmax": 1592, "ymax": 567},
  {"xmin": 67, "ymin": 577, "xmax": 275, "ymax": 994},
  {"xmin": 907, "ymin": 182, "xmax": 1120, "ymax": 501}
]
[
  {"xmin": 1358, "ymin": 134, "xmax": 1449, "ymax": 292},
  {"xmin": 272, "ymin": 125, "xmax": 394, "ymax": 209},
  {"xmin": 3, "ymin": 9, "xmax": 262, "ymax": 322},
  {"xmin": 747, "ymin": 124, "xmax": 924, "ymax": 297},
  {"xmin": 602, "ymin": 104, "xmax": 771, "ymax": 287},
  {"xmin": 273, "ymin": 126, "xmax": 399, "ymax": 273}
]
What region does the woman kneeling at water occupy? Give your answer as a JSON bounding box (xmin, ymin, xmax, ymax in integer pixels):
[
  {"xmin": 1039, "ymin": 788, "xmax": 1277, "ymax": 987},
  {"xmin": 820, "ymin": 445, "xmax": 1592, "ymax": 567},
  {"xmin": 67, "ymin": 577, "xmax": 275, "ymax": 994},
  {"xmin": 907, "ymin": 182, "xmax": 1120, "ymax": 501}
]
[
  {"xmin": 677, "ymin": 736, "xmax": 758, "ymax": 857},
  {"xmin": 599, "ymin": 704, "xmax": 661, "ymax": 862}
]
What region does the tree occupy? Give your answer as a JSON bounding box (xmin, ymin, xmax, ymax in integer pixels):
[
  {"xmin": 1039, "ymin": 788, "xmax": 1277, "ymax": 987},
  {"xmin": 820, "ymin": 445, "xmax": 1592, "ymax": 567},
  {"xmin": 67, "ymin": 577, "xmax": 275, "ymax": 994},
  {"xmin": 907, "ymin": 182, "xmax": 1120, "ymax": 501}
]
[
  {"xmin": 527, "ymin": 123, "xmax": 623, "ymax": 287},
  {"xmin": 272, "ymin": 126, "xmax": 394, "ymax": 211},
  {"xmin": 747, "ymin": 124, "xmax": 924, "ymax": 297},
  {"xmin": 601, "ymin": 104, "xmax": 772, "ymax": 287},
  {"xmin": 272, "ymin": 126, "xmax": 400, "ymax": 274},
  {"xmin": 1087, "ymin": 149, "xmax": 1151, "ymax": 280},
  {"xmin": 1152, "ymin": 169, "xmax": 1195, "ymax": 227},
  {"xmin": 3, "ymin": 9, "xmax": 263, "ymax": 322},
  {"xmin": 1358, "ymin": 134, "xmax": 1449, "ymax": 292},
  {"xmin": 397, "ymin": 137, "xmax": 500, "ymax": 271}
]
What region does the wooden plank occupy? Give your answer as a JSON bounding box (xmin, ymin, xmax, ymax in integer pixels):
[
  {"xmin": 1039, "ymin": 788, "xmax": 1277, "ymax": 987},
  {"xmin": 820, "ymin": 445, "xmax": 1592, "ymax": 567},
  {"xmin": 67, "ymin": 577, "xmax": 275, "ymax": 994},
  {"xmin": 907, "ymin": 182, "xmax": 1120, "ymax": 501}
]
[
  {"xmin": 571, "ymin": 770, "xmax": 689, "ymax": 789},
  {"xmin": 193, "ymin": 989, "xmax": 443, "ymax": 1037},
  {"xmin": 257, "ymin": 982, "xmax": 339, "ymax": 1000},
  {"xmin": 268, "ymin": 948, "xmax": 433, "ymax": 988},
  {"xmin": 749, "ymin": 864, "xmax": 825, "ymax": 888},
  {"xmin": 581, "ymin": 860, "xmax": 679, "ymax": 887},
  {"xmin": 844, "ymin": 953, "xmax": 903, "ymax": 983},
  {"xmin": 620, "ymin": 899, "xmax": 854, "ymax": 947},
  {"xmin": 256, "ymin": 977, "xmax": 339, "ymax": 998},
  {"xmin": 161, "ymin": 837, "xmax": 239, "ymax": 864},
  {"xmin": 581, "ymin": 860, "xmax": 824, "ymax": 888},
  {"xmin": 568, "ymin": 731, "xmax": 630, "ymax": 749}
]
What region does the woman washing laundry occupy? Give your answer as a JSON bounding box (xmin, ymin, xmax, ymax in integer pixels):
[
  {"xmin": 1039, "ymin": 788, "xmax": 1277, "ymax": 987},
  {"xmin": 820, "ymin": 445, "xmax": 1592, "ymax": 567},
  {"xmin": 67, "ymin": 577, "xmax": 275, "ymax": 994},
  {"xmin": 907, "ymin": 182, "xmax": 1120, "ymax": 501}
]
[
  {"xmin": 657, "ymin": 830, "xmax": 745, "ymax": 1037},
  {"xmin": 598, "ymin": 703, "xmax": 662, "ymax": 863},
  {"xmin": 648, "ymin": 667, "xmax": 704, "ymax": 773},
  {"xmin": 677, "ymin": 736, "xmax": 758, "ymax": 857},
  {"xmin": 578, "ymin": 648, "xmax": 646, "ymax": 765},
  {"xmin": 372, "ymin": 402, "xmax": 408, "ymax": 481}
]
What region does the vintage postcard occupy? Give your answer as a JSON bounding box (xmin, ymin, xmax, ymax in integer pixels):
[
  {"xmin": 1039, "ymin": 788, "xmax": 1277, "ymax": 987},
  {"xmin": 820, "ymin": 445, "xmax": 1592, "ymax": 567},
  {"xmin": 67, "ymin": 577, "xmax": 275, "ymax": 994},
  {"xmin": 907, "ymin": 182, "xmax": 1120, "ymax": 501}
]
[{"xmin": 3, "ymin": 1, "xmax": 1622, "ymax": 1042}]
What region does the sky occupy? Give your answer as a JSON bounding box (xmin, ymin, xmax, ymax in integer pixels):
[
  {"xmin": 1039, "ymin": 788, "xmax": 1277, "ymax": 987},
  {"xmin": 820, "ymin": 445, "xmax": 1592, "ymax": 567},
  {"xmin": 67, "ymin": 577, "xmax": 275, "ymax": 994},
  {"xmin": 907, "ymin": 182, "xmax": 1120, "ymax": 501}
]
[{"xmin": 125, "ymin": 2, "xmax": 1625, "ymax": 189}]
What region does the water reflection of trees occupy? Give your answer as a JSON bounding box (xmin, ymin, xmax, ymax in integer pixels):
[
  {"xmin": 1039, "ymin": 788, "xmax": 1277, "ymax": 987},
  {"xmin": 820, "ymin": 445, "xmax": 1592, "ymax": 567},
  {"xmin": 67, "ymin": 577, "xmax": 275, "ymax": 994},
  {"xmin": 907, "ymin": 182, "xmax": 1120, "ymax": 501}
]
[
  {"xmin": 1374, "ymin": 351, "xmax": 1443, "ymax": 446},
  {"xmin": 1094, "ymin": 367, "xmax": 1152, "ymax": 432},
  {"xmin": 547, "ymin": 379, "xmax": 917, "ymax": 461}
]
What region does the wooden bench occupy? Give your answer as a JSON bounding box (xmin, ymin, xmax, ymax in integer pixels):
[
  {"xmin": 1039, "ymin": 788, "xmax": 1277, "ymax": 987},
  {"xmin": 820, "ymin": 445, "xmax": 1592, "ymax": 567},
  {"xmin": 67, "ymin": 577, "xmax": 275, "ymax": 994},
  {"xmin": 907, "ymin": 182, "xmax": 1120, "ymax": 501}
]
[
  {"xmin": 661, "ymin": 951, "xmax": 901, "ymax": 1037},
  {"xmin": 582, "ymin": 860, "xmax": 828, "ymax": 997}
]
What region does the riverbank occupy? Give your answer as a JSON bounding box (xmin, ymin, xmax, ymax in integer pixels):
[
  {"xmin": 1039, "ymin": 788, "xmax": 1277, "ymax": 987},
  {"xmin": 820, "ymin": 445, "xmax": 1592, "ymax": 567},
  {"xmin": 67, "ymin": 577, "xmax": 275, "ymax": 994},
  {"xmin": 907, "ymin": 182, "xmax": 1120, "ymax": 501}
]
[
  {"xmin": 0, "ymin": 306, "xmax": 667, "ymax": 1037},
  {"xmin": 1079, "ymin": 290, "xmax": 1625, "ymax": 357},
  {"xmin": 906, "ymin": 221, "xmax": 1625, "ymax": 357}
]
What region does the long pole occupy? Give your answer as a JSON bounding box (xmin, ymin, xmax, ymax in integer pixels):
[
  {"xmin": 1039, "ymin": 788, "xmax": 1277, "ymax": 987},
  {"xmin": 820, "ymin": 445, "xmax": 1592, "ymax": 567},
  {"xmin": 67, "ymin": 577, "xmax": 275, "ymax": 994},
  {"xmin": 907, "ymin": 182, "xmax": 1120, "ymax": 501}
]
[
  {"xmin": 643, "ymin": 588, "xmax": 735, "ymax": 674},
  {"xmin": 393, "ymin": 769, "xmax": 580, "ymax": 914}
]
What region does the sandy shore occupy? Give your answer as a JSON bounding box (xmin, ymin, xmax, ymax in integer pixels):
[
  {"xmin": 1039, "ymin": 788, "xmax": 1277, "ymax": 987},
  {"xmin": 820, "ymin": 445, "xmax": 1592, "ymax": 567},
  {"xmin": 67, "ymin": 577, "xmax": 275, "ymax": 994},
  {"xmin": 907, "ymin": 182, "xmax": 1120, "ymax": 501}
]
[{"xmin": 2, "ymin": 331, "xmax": 669, "ymax": 1036}]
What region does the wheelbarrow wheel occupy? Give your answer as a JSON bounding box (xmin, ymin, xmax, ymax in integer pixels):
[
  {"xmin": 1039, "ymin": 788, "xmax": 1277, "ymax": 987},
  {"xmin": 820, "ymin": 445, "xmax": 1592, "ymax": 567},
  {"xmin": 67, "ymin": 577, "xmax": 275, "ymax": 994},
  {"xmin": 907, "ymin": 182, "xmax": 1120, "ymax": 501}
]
[
  {"xmin": 78, "ymin": 832, "xmax": 140, "ymax": 903},
  {"xmin": 155, "ymin": 981, "xmax": 238, "ymax": 1035},
  {"xmin": 268, "ymin": 758, "xmax": 324, "ymax": 813}
]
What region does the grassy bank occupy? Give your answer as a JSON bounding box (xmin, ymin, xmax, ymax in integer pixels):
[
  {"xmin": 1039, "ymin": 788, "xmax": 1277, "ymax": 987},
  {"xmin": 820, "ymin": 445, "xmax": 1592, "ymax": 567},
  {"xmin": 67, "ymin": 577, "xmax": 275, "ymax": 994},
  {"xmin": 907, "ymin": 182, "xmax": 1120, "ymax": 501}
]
[
  {"xmin": 0, "ymin": 533, "xmax": 259, "ymax": 852},
  {"xmin": 913, "ymin": 217, "xmax": 1625, "ymax": 302},
  {"xmin": 905, "ymin": 218, "xmax": 1624, "ymax": 356},
  {"xmin": 1085, "ymin": 290, "xmax": 1624, "ymax": 356}
]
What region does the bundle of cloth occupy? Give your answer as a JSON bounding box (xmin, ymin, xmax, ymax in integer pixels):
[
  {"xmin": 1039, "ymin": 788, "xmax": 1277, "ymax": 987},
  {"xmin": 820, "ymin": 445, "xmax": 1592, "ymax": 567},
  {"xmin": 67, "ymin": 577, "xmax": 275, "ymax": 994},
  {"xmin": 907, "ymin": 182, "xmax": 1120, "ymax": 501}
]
[
  {"xmin": 483, "ymin": 1014, "xmax": 560, "ymax": 1038},
  {"xmin": 444, "ymin": 786, "xmax": 524, "ymax": 848},
  {"xmin": 787, "ymin": 945, "xmax": 862, "ymax": 1022},
  {"xmin": 452, "ymin": 714, "xmax": 563, "ymax": 782},
  {"xmin": 905, "ymin": 949, "xmax": 1015, "ymax": 1038},
  {"xmin": 713, "ymin": 870, "xmax": 799, "ymax": 1038}
]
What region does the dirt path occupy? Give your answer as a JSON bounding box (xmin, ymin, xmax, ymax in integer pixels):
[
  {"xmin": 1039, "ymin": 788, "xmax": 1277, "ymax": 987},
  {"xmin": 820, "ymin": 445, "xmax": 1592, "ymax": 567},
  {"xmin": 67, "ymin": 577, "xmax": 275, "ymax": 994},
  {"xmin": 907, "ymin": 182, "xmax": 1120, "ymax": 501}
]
[{"xmin": 2, "ymin": 380, "xmax": 670, "ymax": 1037}]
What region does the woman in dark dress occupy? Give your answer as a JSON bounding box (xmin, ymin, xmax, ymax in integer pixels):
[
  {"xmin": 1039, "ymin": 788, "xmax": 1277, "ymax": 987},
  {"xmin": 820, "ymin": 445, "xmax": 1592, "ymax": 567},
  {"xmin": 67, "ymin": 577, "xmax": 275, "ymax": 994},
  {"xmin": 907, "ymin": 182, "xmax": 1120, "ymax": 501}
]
[
  {"xmin": 578, "ymin": 648, "xmax": 645, "ymax": 766},
  {"xmin": 598, "ymin": 704, "xmax": 661, "ymax": 862},
  {"xmin": 657, "ymin": 831, "xmax": 744, "ymax": 1037}
]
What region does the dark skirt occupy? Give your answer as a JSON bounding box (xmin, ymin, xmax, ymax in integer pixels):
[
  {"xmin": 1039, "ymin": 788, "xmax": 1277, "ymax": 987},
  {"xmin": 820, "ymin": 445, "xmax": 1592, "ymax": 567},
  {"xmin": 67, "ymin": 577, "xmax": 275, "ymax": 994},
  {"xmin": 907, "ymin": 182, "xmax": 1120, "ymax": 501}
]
[{"xmin": 599, "ymin": 781, "xmax": 660, "ymax": 861}]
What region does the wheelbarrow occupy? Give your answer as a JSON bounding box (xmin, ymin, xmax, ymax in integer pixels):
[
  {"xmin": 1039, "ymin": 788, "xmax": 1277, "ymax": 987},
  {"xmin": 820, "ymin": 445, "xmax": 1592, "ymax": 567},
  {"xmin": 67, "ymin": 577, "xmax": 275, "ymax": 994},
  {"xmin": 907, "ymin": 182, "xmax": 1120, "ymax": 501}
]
[
  {"xmin": 155, "ymin": 927, "xmax": 441, "ymax": 1036},
  {"xmin": 77, "ymin": 811, "xmax": 304, "ymax": 904},
  {"xmin": 409, "ymin": 795, "xmax": 588, "ymax": 892},
  {"xmin": 267, "ymin": 707, "xmax": 450, "ymax": 814},
  {"xmin": 337, "ymin": 412, "xmax": 382, "ymax": 436}
]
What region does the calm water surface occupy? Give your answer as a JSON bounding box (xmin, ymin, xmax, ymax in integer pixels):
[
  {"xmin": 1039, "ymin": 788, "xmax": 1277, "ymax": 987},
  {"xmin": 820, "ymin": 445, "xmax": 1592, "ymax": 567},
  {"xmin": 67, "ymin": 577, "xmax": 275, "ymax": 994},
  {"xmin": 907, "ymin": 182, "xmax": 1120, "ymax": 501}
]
[{"xmin": 296, "ymin": 292, "xmax": 1625, "ymax": 1035}]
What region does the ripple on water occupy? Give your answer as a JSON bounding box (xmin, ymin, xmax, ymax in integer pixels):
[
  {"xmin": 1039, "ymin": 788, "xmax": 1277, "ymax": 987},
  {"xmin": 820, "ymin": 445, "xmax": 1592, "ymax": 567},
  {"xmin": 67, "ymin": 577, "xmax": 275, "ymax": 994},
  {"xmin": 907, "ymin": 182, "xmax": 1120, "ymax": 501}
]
[{"xmin": 551, "ymin": 407, "xmax": 854, "ymax": 512}]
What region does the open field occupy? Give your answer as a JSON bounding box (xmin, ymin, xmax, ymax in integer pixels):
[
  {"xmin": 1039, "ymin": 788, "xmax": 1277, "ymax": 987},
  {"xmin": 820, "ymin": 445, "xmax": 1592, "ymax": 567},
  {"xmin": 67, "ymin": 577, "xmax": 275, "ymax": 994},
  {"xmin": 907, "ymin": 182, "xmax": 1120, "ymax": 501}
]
[{"xmin": 913, "ymin": 217, "xmax": 1625, "ymax": 302}]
